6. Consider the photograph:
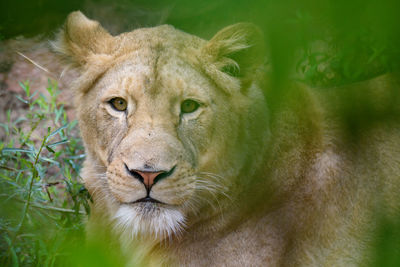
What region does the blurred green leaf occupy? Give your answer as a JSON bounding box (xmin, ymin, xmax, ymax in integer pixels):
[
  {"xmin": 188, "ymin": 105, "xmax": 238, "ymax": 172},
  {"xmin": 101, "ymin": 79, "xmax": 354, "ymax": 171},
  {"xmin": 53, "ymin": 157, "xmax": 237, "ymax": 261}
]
[
  {"xmin": 4, "ymin": 236, "xmax": 19, "ymax": 267},
  {"xmin": 14, "ymin": 95, "xmax": 28, "ymax": 105},
  {"xmin": 47, "ymin": 140, "xmax": 69, "ymax": 148},
  {"xmin": 2, "ymin": 148, "xmax": 34, "ymax": 154},
  {"xmin": 48, "ymin": 124, "xmax": 69, "ymax": 140}
]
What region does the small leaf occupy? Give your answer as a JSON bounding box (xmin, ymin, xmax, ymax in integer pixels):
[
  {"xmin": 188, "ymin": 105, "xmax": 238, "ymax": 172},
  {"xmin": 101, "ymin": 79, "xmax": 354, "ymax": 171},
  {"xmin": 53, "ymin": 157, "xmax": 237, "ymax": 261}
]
[
  {"xmin": 15, "ymin": 95, "xmax": 29, "ymax": 104},
  {"xmin": 19, "ymin": 81, "xmax": 29, "ymax": 96},
  {"xmin": 47, "ymin": 139, "xmax": 69, "ymax": 147},
  {"xmin": 0, "ymin": 165, "xmax": 17, "ymax": 172},
  {"xmin": 39, "ymin": 156, "xmax": 60, "ymax": 166},
  {"xmin": 55, "ymin": 106, "xmax": 64, "ymax": 124},
  {"xmin": 48, "ymin": 124, "xmax": 68, "ymax": 140},
  {"xmin": 46, "ymin": 146, "xmax": 56, "ymax": 153},
  {"xmin": 14, "ymin": 117, "xmax": 27, "ymax": 124},
  {"xmin": 2, "ymin": 148, "xmax": 34, "ymax": 154},
  {"xmin": 28, "ymin": 91, "xmax": 37, "ymax": 99},
  {"xmin": 68, "ymin": 154, "xmax": 86, "ymax": 159}
]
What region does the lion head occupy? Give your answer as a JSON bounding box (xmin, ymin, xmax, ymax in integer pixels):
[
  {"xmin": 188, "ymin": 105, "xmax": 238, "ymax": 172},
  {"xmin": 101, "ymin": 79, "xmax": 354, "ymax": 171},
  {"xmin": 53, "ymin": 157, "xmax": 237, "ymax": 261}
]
[{"xmin": 53, "ymin": 11, "xmax": 269, "ymax": 241}]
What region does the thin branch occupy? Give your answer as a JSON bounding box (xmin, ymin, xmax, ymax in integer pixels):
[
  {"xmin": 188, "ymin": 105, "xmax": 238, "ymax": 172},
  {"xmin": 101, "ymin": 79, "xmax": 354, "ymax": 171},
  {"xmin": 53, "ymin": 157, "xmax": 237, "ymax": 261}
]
[
  {"xmin": 16, "ymin": 51, "xmax": 57, "ymax": 79},
  {"xmin": 29, "ymin": 202, "xmax": 86, "ymax": 215},
  {"xmin": 0, "ymin": 194, "xmax": 86, "ymax": 215},
  {"xmin": 0, "ymin": 165, "xmax": 19, "ymax": 172},
  {"xmin": 14, "ymin": 133, "xmax": 48, "ymax": 236}
]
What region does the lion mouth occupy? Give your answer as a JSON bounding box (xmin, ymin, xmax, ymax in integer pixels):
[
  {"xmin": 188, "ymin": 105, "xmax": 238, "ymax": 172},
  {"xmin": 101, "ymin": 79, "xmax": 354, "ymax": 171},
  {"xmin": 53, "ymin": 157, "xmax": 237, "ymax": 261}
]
[
  {"xmin": 133, "ymin": 196, "xmax": 164, "ymax": 204},
  {"xmin": 126, "ymin": 197, "xmax": 171, "ymax": 215}
]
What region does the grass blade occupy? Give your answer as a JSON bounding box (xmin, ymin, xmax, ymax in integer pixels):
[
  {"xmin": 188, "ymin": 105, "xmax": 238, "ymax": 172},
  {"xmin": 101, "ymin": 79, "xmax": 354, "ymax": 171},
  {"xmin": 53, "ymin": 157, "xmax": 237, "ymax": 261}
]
[
  {"xmin": 4, "ymin": 234, "xmax": 20, "ymax": 267},
  {"xmin": 39, "ymin": 156, "xmax": 60, "ymax": 166},
  {"xmin": 47, "ymin": 124, "xmax": 68, "ymax": 140},
  {"xmin": 15, "ymin": 95, "xmax": 29, "ymax": 104},
  {"xmin": 47, "ymin": 139, "xmax": 69, "ymax": 147},
  {"xmin": 2, "ymin": 148, "xmax": 34, "ymax": 154}
]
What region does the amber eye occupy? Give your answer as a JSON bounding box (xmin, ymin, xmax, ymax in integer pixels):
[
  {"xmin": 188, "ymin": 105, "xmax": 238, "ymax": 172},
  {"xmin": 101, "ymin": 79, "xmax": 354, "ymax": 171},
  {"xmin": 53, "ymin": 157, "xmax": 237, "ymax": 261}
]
[
  {"xmin": 109, "ymin": 97, "xmax": 127, "ymax": 111},
  {"xmin": 181, "ymin": 99, "xmax": 200, "ymax": 114}
]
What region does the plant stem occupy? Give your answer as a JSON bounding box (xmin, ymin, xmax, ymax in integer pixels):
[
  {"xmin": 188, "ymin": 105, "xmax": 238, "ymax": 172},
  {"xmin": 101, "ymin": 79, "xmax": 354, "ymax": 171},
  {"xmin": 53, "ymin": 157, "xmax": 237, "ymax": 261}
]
[
  {"xmin": 0, "ymin": 194, "xmax": 86, "ymax": 215},
  {"xmin": 7, "ymin": 132, "xmax": 49, "ymax": 259},
  {"xmin": 30, "ymin": 202, "xmax": 86, "ymax": 215},
  {"xmin": 20, "ymin": 118, "xmax": 42, "ymax": 148}
]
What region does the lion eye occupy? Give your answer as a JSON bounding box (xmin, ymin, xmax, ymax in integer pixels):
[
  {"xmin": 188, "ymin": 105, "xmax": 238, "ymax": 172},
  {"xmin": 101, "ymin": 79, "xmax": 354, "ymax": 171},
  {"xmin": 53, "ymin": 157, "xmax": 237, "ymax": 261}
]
[
  {"xmin": 109, "ymin": 97, "xmax": 127, "ymax": 111},
  {"xmin": 181, "ymin": 99, "xmax": 200, "ymax": 114}
]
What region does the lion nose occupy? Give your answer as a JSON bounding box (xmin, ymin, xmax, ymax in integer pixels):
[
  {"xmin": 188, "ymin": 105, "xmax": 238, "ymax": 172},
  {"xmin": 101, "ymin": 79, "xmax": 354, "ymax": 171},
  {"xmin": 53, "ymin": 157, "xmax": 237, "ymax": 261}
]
[
  {"xmin": 125, "ymin": 165, "xmax": 176, "ymax": 191},
  {"xmin": 136, "ymin": 171, "xmax": 162, "ymax": 189}
]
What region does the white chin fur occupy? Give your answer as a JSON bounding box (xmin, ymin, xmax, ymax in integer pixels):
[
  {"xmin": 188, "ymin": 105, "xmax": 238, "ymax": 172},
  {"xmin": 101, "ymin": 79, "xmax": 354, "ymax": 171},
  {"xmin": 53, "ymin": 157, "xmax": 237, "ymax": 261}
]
[{"xmin": 113, "ymin": 203, "xmax": 186, "ymax": 241}]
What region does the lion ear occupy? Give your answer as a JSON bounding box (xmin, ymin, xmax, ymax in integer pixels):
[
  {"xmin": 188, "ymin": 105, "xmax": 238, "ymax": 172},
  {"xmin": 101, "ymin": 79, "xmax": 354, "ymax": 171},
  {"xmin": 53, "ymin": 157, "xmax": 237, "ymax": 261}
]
[
  {"xmin": 203, "ymin": 23, "xmax": 265, "ymax": 80},
  {"xmin": 52, "ymin": 11, "xmax": 114, "ymax": 68}
]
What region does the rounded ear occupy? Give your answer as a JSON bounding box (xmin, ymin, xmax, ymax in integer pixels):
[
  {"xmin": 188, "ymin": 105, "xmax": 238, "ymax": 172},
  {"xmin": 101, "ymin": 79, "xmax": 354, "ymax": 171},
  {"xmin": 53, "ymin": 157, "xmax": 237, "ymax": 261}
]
[
  {"xmin": 51, "ymin": 11, "xmax": 114, "ymax": 68},
  {"xmin": 203, "ymin": 23, "xmax": 265, "ymax": 79}
]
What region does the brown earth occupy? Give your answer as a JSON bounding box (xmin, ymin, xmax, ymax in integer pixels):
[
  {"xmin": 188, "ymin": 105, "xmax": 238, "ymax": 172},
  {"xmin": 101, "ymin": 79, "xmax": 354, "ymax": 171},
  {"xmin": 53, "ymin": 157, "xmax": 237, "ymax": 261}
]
[{"xmin": 0, "ymin": 38, "xmax": 79, "ymax": 139}]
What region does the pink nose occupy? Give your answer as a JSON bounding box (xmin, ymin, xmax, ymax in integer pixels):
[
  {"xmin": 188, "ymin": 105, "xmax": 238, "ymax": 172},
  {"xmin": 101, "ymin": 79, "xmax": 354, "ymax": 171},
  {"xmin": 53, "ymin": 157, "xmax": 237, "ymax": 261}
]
[{"xmin": 135, "ymin": 170, "xmax": 164, "ymax": 189}]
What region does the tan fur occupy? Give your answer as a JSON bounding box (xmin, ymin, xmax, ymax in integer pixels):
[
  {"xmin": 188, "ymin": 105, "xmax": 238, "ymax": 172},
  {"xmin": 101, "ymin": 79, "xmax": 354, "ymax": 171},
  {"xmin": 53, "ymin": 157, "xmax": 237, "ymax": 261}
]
[{"xmin": 54, "ymin": 11, "xmax": 400, "ymax": 266}]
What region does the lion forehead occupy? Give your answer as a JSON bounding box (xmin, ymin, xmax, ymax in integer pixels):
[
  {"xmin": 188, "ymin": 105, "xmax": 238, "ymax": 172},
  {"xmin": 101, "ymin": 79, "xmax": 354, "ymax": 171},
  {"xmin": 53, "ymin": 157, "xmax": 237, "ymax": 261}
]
[{"xmin": 97, "ymin": 50, "xmax": 214, "ymax": 102}]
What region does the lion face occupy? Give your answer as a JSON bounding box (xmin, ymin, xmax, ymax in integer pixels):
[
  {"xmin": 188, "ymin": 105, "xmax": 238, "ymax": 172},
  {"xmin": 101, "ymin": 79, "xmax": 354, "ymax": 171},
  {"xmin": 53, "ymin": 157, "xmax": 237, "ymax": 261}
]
[
  {"xmin": 88, "ymin": 53, "xmax": 233, "ymax": 238},
  {"xmin": 54, "ymin": 12, "xmax": 268, "ymax": 240}
]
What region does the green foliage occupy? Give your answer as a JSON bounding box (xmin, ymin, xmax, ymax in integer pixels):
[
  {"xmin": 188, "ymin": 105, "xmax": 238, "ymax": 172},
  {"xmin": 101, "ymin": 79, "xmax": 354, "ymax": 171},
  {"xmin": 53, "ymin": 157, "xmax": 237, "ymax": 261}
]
[
  {"xmin": 371, "ymin": 215, "xmax": 400, "ymax": 266},
  {"xmin": 0, "ymin": 81, "xmax": 88, "ymax": 266}
]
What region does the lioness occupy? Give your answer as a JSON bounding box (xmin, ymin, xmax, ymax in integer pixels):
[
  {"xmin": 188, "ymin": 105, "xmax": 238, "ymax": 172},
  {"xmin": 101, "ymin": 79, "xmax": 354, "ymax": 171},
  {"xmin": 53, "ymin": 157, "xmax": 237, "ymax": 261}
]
[{"xmin": 53, "ymin": 11, "xmax": 400, "ymax": 266}]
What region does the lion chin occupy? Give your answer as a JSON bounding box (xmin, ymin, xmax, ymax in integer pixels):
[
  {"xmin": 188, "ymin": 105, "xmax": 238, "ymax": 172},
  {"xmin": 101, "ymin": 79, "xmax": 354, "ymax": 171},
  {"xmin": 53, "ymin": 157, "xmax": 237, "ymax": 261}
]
[{"xmin": 113, "ymin": 203, "xmax": 185, "ymax": 240}]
